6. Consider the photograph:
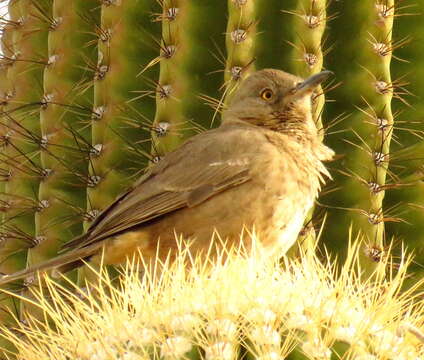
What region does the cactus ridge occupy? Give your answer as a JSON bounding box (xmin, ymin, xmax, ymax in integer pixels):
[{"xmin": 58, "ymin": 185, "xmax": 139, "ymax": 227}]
[{"xmin": 0, "ymin": 0, "xmax": 51, "ymax": 336}]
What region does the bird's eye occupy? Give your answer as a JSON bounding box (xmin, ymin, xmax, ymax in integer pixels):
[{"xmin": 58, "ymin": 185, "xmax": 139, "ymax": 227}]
[{"xmin": 260, "ymin": 88, "xmax": 274, "ymax": 101}]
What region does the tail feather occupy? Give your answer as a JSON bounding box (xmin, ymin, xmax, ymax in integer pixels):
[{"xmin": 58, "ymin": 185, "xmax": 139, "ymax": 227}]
[{"xmin": 0, "ymin": 243, "xmax": 103, "ymax": 286}]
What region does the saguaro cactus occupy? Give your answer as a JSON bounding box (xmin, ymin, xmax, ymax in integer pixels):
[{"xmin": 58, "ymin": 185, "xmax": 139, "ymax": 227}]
[
  {"xmin": 86, "ymin": 0, "xmax": 151, "ymax": 226},
  {"xmin": 0, "ymin": 0, "xmax": 49, "ymax": 327},
  {"xmin": 286, "ymin": 0, "xmax": 329, "ymax": 250},
  {"xmin": 332, "ymin": 1, "xmax": 397, "ymax": 273},
  {"xmin": 224, "ymin": 0, "xmax": 257, "ymax": 102},
  {"xmin": 30, "ymin": 0, "xmax": 98, "ymax": 282}
]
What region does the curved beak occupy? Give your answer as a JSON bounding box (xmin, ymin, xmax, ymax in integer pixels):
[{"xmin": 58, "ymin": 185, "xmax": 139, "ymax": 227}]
[{"xmin": 292, "ymin": 70, "xmax": 333, "ymax": 97}]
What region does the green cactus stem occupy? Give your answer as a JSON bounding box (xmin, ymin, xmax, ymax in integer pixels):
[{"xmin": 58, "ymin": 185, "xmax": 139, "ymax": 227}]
[
  {"xmin": 29, "ymin": 0, "xmax": 99, "ymax": 286},
  {"xmin": 345, "ymin": 0, "xmax": 396, "ymax": 274},
  {"xmin": 287, "ymin": 0, "xmax": 328, "ymax": 126},
  {"xmin": 224, "ymin": 0, "xmax": 257, "ymax": 103},
  {"xmin": 285, "ymin": 0, "xmax": 329, "ymax": 252},
  {"xmin": 0, "ymin": 9, "xmax": 18, "ymax": 350},
  {"xmin": 86, "ymin": 0, "xmax": 153, "ymax": 224},
  {"xmin": 149, "ymin": 0, "xmax": 191, "ymax": 156},
  {"xmin": 150, "ymin": 0, "xmax": 227, "ymax": 157},
  {"xmin": 0, "ymin": 0, "xmax": 50, "ymax": 347}
]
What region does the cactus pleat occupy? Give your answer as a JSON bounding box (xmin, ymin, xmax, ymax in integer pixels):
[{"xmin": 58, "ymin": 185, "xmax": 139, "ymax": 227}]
[
  {"xmin": 224, "ymin": 0, "xmax": 257, "ymax": 102},
  {"xmin": 356, "ymin": 0, "xmax": 395, "ymax": 260},
  {"xmin": 150, "ymin": 0, "xmax": 193, "ymax": 156},
  {"xmin": 287, "ymin": 0, "xmax": 327, "ymax": 125},
  {"xmin": 0, "ymin": 7, "xmax": 13, "ymax": 214},
  {"xmin": 29, "ymin": 0, "xmax": 99, "ymax": 285},
  {"xmin": 0, "ymin": 0, "xmax": 49, "ymax": 328},
  {"xmin": 150, "ymin": 0, "xmax": 229, "ymax": 157},
  {"xmin": 322, "ymin": 1, "xmax": 397, "ymax": 273},
  {"xmin": 0, "ymin": 4, "xmax": 17, "ymax": 346},
  {"xmin": 383, "ymin": 0, "xmax": 424, "ymax": 280},
  {"xmin": 150, "ymin": 0, "xmax": 187, "ymax": 156},
  {"xmin": 86, "ymin": 0, "xmax": 153, "ymax": 226},
  {"xmin": 284, "ymin": 0, "xmax": 329, "ymax": 251}
]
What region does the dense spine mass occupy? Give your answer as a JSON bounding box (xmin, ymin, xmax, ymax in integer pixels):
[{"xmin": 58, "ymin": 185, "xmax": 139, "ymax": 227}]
[{"xmin": 0, "ymin": 0, "xmax": 49, "ymax": 326}]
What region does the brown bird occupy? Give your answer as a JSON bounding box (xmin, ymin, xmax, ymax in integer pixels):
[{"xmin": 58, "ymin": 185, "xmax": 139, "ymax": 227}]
[{"xmin": 0, "ymin": 69, "xmax": 334, "ymax": 285}]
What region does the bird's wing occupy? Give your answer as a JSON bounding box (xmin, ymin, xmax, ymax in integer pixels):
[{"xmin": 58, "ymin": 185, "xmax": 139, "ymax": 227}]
[{"xmin": 63, "ymin": 126, "xmax": 253, "ymax": 250}]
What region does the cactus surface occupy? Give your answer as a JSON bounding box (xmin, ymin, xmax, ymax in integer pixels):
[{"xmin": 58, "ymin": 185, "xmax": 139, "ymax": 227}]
[
  {"xmin": 0, "ymin": 0, "xmax": 49, "ymax": 331},
  {"xmin": 0, "ymin": 0, "xmax": 423, "ymax": 357},
  {"xmin": 1, "ymin": 240, "xmax": 424, "ymax": 360}
]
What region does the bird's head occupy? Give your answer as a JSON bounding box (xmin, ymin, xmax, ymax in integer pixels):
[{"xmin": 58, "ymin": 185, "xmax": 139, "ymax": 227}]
[{"xmin": 223, "ymin": 68, "xmax": 332, "ymax": 143}]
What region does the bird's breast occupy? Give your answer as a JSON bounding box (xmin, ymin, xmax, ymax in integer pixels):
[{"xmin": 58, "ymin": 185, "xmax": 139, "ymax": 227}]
[{"xmin": 249, "ymin": 149, "xmax": 319, "ymax": 257}]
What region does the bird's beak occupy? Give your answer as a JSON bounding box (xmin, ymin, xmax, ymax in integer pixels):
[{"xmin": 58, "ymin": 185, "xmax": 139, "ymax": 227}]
[{"xmin": 291, "ymin": 70, "xmax": 333, "ymax": 98}]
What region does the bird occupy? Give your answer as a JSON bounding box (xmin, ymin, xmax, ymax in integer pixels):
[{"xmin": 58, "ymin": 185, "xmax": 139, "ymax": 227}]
[{"xmin": 0, "ymin": 68, "xmax": 334, "ymax": 285}]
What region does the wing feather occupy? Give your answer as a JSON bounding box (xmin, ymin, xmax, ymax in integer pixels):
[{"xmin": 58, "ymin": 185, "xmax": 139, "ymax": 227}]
[{"xmin": 63, "ymin": 126, "xmax": 253, "ymax": 251}]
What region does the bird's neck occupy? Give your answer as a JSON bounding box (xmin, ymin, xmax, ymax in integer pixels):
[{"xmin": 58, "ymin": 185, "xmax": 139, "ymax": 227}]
[
  {"xmin": 223, "ymin": 99, "xmax": 334, "ymax": 161},
  {"xmin": 222, "ymin": 114, "xmax": 334, "ymax": 178}
]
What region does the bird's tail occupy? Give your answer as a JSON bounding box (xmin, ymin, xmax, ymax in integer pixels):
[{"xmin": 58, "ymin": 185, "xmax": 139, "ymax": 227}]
[{"xmin": 0, "ymin": 242, "xmax": 103, "ymax": 286}]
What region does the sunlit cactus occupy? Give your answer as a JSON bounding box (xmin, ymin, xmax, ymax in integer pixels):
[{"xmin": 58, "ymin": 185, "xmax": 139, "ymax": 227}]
[
  {"xmin": 352, "ymin": 1, "xmax": 397, "ymax": 271},
  {"xmin": 1, "ymin": 238, "xmax": 423, "ymax": 360},
  {"xmin": 284, "ymin": 0, "xmax": 330, "ymax": 252},
  {"xmin": 286, "ymin": 0, "xmax": 329, "ymax": 125},
  {"xmin": 31, "ymin": 0, "xmax": 98, "ymax": 285},
  {"xmin": 86, "ymin": 0, "xmax": 151, "ymax": 219},
  {"xmin": 322, "ymin": 1, "xmax": 402, "ymax": 276},
  {"xmin": 148, "ymin": 0, "xmax": 190, "ymax": 156},
  {"xmin": 0, "ymin": 0, "xmax": 49, "ymax": 334},
  {"xmin": 224, "ymin": 0, "xmax": 257, "ymax": 101}
]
